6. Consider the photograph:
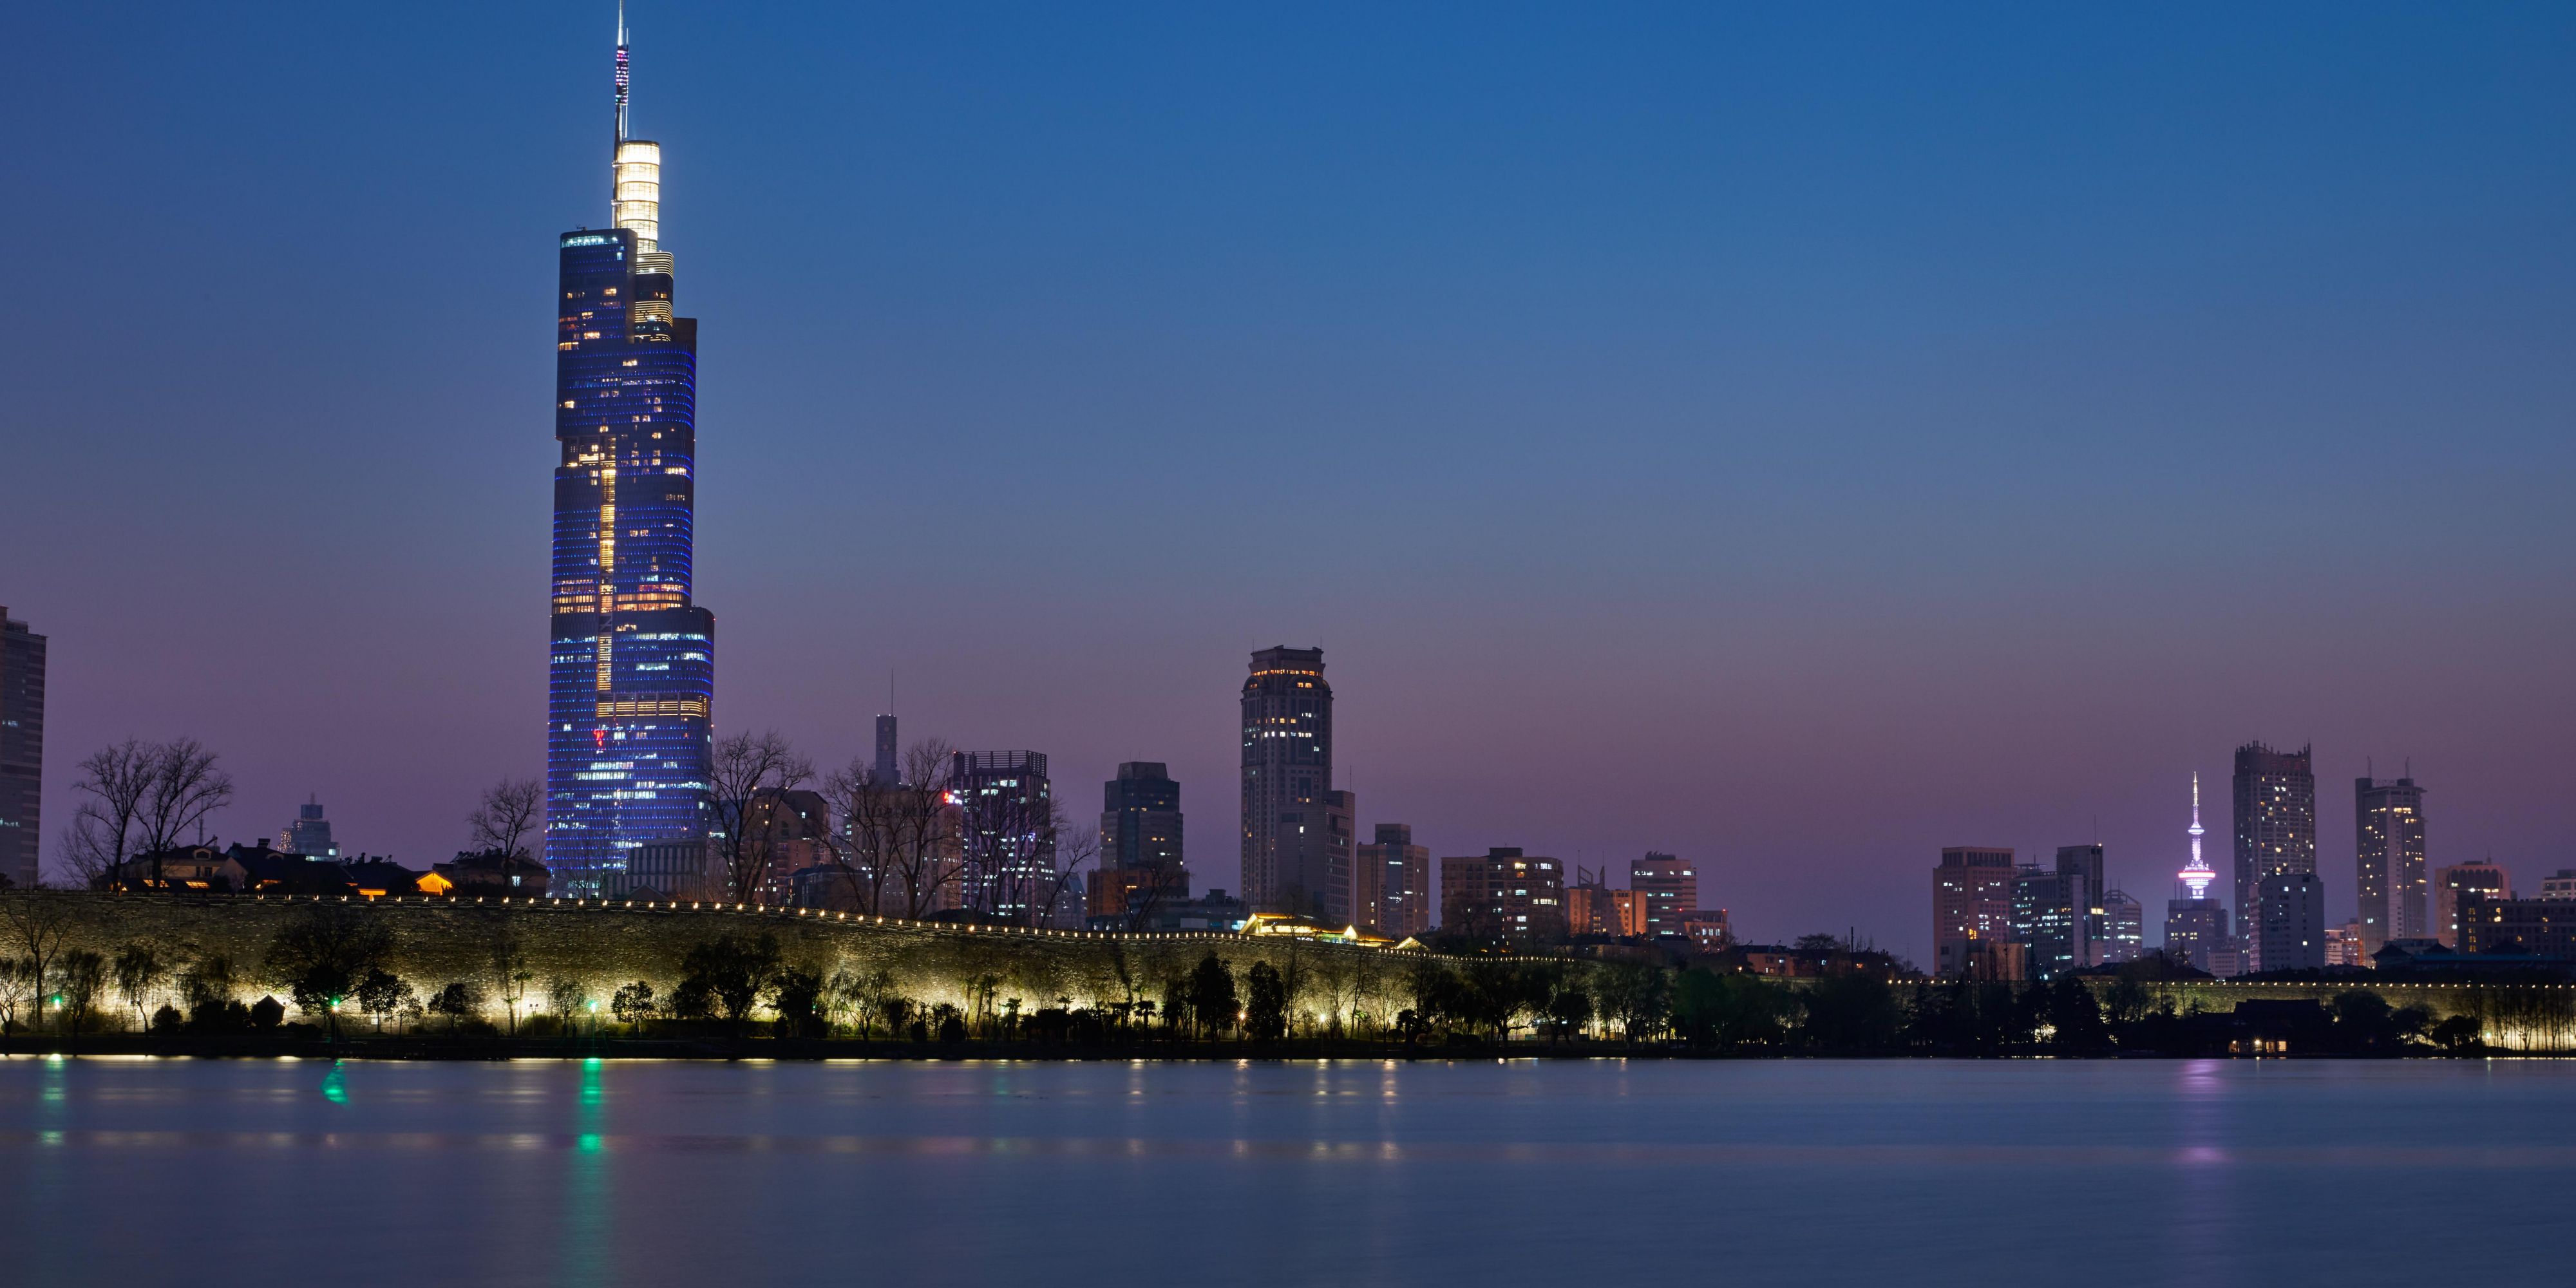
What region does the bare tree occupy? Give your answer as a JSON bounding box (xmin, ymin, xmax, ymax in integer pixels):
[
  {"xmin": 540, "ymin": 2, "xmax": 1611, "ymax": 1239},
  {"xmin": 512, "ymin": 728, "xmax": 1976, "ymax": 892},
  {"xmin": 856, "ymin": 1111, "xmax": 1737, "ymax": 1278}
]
[
  {"xmin": 59, "ymin": 740, "xmax": 158, "ymax": 886},
  {"xmin": 1, "ymin": 895, "xmax": 73, "ymax": 1032},
  {"xmin": 708, "ymin": 730, "xmax": 815, "ymax": 903},
  {"xmin": 880, "ymin": 739, "xmax": 963, "ymax": 918},
  {"xmin": 135, "ymin": 739, "xmax": 234, "ymax": 885},
  {"xmin": 468, "ymin": 777, "xmax": 544, "ymax": 858}
]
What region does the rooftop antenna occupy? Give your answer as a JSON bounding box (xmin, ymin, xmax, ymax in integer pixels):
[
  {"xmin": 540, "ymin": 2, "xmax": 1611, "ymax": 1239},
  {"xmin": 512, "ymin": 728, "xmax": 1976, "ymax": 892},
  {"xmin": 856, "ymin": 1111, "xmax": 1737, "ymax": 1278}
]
[{"xmin": 613, "ymin": 1, "xmax": 631, "ymax": 144}]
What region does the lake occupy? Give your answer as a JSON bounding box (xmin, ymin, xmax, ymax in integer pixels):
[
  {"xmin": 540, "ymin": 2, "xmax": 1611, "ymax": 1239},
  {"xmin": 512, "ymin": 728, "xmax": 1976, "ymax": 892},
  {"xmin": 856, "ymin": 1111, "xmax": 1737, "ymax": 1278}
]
[{"xmin": 1, "ymin": 1056, "xmax": 2568, "ymax": 1285}]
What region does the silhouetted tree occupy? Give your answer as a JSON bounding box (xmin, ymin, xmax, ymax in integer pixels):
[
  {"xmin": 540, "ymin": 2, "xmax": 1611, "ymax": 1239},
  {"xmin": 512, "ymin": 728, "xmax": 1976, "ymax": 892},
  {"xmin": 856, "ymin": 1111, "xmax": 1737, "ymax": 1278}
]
[
  {"xmin": 266, "ymin": 905, "xmax": 394, "ymax": 1040},
  {"xmin": 467, "ymin": 777, "xmax": 544, "ymax": 859},
  {"xmin": 1187, "ymin": 953, "xmax": 1237, "ymax": 1040},
  {"xmin": 1244, "ymin": 961, "xmax": 1289, "ymax": 1041}
]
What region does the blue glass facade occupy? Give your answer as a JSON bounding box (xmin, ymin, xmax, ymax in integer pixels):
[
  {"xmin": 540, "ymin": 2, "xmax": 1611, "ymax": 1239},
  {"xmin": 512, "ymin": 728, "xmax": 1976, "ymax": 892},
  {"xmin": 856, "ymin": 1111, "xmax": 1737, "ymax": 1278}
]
[{"xmin": 544, "ymin": 222, "xmax": 714, "ymax": 895}]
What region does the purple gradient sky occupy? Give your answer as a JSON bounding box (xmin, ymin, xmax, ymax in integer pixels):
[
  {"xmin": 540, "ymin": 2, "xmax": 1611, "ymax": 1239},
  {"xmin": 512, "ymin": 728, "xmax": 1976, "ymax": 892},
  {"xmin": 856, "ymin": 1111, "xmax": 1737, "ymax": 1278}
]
[{"xmin": 5, "ymin": 4, "xmax": 2573, "ymax": 961}]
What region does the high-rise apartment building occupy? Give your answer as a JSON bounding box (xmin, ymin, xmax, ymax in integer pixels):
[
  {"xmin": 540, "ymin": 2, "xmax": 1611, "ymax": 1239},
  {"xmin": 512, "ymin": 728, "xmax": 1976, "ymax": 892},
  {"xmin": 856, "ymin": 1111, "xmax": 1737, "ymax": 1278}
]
[
  {"xmin": 952, "ymin": 750, "xmax": 1056, "ymax": 924},
  {"xmin": 277, "ymin": 799, "xmax": 339, "ymax": 860},
  {"xmin": 0, "ymin": 607, "xmax": 43, "ymax": 889},
  {"xmin": 1933, "ymin": 847, "xmax": 2016, "ymax": 978},
  {"xmin": 1240, "ymin": 646, "xmax": 1336, "ymax": 919},
  {"xmin": 1090, "ymin": 762, "xmax": 1186, "ymax": 925},
  {"xmin": 2258, "ymin": 871, "xmax": 2327, "ymax": 972},
  {"xmin": 1439, "ymin": 848, "xmax": 1567, "ymax": 945},
  {"xmin": 2233, "ymin": 742, "xmax": 2316, "ymax": 972},
  {"xmin": 2354, "ymin": 774, "xmax": 2428, "ymax": 956},
  {"xmin": 544, "ymin": 15, "xmax": 716, "ymax": 896},
  {"xmin": 1358, "ymin": 823, "xmax": 1432, "ymax": 935},
  {"xmin": 1631, "ymin": 853, "xmax": 1698, "ymax": 939},
  {"xmin": 2434, "ymin": 862, "xmax": 2511, "ymax": 948}
]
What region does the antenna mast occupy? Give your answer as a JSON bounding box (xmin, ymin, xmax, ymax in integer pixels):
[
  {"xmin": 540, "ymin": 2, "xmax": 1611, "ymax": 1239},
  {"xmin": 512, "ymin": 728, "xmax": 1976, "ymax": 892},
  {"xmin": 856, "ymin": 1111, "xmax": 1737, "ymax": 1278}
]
[{"xmin": 614, "ymin": 2, "xmax": 631, "ymax": 144}]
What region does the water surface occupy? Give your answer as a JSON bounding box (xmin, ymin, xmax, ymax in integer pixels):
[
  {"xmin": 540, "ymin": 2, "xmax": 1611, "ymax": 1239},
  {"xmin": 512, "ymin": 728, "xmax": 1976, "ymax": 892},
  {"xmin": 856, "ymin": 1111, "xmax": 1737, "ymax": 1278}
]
[{"xmin": 2, "ymin": 1057, "xmax": 2567, "ymax": 1285}]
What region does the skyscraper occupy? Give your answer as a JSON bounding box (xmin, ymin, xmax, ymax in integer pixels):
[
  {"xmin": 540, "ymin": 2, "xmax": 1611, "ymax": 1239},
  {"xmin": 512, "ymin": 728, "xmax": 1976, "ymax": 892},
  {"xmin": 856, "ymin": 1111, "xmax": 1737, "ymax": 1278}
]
[
  {"xmin": 873, "ymin": 713, "xmax": 899, "ymax": 785},
  {"xmin": 544, "ymin": 10, "xmax": 717, "ymax": 896},
  {"xmin": 1240, "ymin": 646, "xmax": 1335, "ymax": 919},
  {"xmin": 2012, "ymin": 863, "xmax": 2083, "ymax": 981},
  {"xmin": 1090, "ymin": 762, "xmax": 1187, "ymax": 926},
  {"xmin": 2056, "ymin": 842, "xmax": 2104, "ymax": 966},
  {"xmin": 1631, "ymin": 853, "xmax": 1698, "ymax": 938},
  {"xmin": 2354, "ymin": 772, "xmax": 2428, "ymax": 956},
  {"xmin": 277, "ymin": 799, "xmax": 339, "ymax": 860},
  {"xmin": 1933, "ymin": 846, "xmax": 2016, "ymax": 978},
  {"xmin": 0, "ymin": 606, "xmax": 41, "ymax": 889},
  {"xmin": 1360, "ymin": 824, "xmax": 1434, "ymax": 935},
  {"xmin": 2434, "ymin": 860, "xmax": 2510, "ymax": 948},
  {"xmin": 2100, "ymin": 889, "xmax": 2144, "ymax": 963},
  {"xmin": 2232, "ymin": 742, "xmax": 2316, "ymax": 972},
  {"xmin": 952, "ymin": 750, "xmax": 1056, "ymax": 924}
]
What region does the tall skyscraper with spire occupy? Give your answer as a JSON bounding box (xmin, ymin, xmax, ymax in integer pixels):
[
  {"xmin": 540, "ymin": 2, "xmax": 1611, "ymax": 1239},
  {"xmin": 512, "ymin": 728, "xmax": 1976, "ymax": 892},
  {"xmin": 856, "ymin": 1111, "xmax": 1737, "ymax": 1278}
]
[{"xmin": 544, "ymin": 5, "xmax": 715, "ymax": 896}]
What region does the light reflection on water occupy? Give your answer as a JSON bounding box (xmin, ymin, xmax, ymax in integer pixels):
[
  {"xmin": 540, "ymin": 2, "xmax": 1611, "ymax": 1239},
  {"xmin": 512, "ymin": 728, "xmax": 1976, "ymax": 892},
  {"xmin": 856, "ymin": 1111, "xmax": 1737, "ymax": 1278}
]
[{"xmin": 3, "ymin": 1057, "xmax": 2572, "ymax": 1286}]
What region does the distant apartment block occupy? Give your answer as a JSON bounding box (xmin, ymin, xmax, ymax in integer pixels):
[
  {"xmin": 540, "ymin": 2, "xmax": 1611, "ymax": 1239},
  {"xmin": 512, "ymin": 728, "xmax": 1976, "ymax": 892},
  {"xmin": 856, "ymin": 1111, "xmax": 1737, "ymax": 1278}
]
[
  {"xmin": 0, "ymin": 606, "xmax": 43, "ymax": 889},
  {"xmin": 1631, "ymin": 853, "xmax": 1697, "ymax": 938},
  {"xmin": 1440, "ymin": 848, "xmax": 1567, "ymax": 945},
  {"xmin": 2434, "ymin": 862, "xmax": 2510, "ymax": 948},
  {"xmin": 2354, "ymin": 774, "xmax": 2428, "ymax": 956}
]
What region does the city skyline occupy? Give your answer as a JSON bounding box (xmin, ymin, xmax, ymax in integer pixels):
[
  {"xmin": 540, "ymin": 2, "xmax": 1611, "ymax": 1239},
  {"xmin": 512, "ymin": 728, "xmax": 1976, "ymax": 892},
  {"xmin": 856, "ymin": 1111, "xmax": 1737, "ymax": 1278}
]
[{"xmin": 7, "ymin": 5, "xmax": 2573, "ymax": 961}]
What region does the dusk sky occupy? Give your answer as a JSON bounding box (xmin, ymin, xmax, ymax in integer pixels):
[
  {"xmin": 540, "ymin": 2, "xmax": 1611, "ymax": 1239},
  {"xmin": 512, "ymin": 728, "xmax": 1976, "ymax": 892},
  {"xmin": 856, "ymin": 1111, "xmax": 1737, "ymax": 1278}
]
[{"xmin": 6, "ymin": 3, "xmax": 2572, "ymax": 961}]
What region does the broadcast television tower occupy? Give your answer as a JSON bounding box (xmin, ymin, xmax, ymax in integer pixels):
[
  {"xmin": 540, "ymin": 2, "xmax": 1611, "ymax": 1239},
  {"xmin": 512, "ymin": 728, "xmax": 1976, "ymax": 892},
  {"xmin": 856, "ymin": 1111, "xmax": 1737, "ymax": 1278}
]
[{"xmin": 2175, "ymin": 771, "xmax": 2214, "ymax": 900}]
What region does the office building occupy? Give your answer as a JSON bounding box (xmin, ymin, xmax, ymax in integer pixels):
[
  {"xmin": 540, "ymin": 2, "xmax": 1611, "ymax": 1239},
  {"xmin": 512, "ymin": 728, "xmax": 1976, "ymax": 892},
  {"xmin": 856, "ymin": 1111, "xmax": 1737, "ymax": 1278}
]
[
  {"xmin": 1933, "ymin": 846, "xmax": 2016, "ymax": 977},
  {"xmin": 952, "ymin": 750, "xmax": 1056, "ymax": 925},
  {"xmin": 1565, "ymin": 866, "xmax": 1616, "ymax": 937},
  {"xmin": 2543, "ymin": 870, "xmax": 2576, "ymax": 900},
  {"xmin": 544, "ymin": 15, "xmax": 717, "ymax": 896},
  {"xmin": 1091, "ymin": 762, "xmax": 1187, "ymax": 925},
  {"xmin": 1632, "ymin": 853, "xmax": 1698, "ymax": 938},
  {"xmin": 2013, "ymin": 864, "xmax": 2084, "ymax": 981},
  {"xmin": 1240, "ymin": 646, "xmax": 1336, "ymax": 920},
  {"xmin": 2233, "ymin": 743, "xmax": 2316, "ymax": 972},
  {"xmin": 2258, "ymin": 871, "xmax": 2327, "ymax": 972},
  {"xmin": 2354, "ymin": 774, "xmax": 2428, "ymax": 956},
  {"xmin": 2057, "ymin": 843, "xmax": 2105, "ymax": 965},
  {"xmin": 2434, "ymin": 862, "xmax": 2509, "ymax": 948},
  {"xmin": 2100, "ymin": 889, "xmax": 2143, "ymax": 963},
  {"xmin": 2205, "ymin": 940, "xmax": 2248, "ymax": 980},
  {"xmin": 1439, "ymin": 848, "xmax": 1567, "ymax": 945},
  {"xmin": 276, "ymin": 798, "xmax": 339, "ymax": 860},
  {"xmin": 0, "ymin": 607, "xmax": 43, "ymax": 889},
  {"xmin": 1358, "ymin": 823, "xmax": 1433, "ymax": 936},
  {"xmin": 2325, "ymin": 920, "xmax": 2365, "ymax": 968}
]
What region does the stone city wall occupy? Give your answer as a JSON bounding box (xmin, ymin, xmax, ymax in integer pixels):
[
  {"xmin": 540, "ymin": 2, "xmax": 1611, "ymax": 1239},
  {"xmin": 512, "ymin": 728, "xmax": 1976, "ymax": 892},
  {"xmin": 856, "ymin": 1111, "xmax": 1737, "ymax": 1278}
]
[{"xmin": 0, "ymin": 891, "xmax": 1443, "ymax": 1023}]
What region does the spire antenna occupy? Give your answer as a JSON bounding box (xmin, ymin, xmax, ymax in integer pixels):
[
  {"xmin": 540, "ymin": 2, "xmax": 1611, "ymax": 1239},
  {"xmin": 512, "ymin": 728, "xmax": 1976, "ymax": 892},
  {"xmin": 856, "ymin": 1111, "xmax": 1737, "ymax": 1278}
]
[{"xmin": 613, "ymin": 1, "xmax": 631, "ymax": 145}]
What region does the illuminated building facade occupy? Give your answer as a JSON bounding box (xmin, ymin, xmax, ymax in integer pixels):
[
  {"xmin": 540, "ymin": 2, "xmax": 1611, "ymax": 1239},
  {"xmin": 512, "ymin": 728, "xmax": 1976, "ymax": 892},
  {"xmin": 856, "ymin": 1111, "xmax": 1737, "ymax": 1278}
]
[
  {"xmin": 2354, "ymin": 773, "xmax": 2428, "ymax": 956},
  {"xmin": 1631, "ymin": 853, "xmax": 1698, "ymax": 938},
  {"xmin": 1933, "ymin": 846, "xmax": 2015, "ymax": 977},
  {"xmin": 0, "ymin": 606, "xmax": 41, "ymax": 889},
  {"xmin": 1358, "ymin": 822, "xmax": 1433, "ymax": 935},
  {"xmin": 1439, "ymin": 848, "xmax": 1567, "ymax": 945},
  {"xmin": 953, "ymin": 750, "xmax": 1056, "ymax": 924},
  {"xmin": 2100, "ymin": 889, "xmax": 2143, "ymax": 963},
  {"xmin": 1240, "ymin": 646, "xmax": 1338, "ymax": 920},
  {"xmin": 2434, "ymin": 861, "xmax": 2511, "ymax": 947},
  {"xmin": 2232, "ymin": 742, "xmax": 2316, "ymax": 973},
  {"xmin": 544, "ymin": 12, "xmax": 716, "ymax": 895},
  {"xmin": 2012, "ymin": 864, "xmax": 2084, "ymax": 981}
]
